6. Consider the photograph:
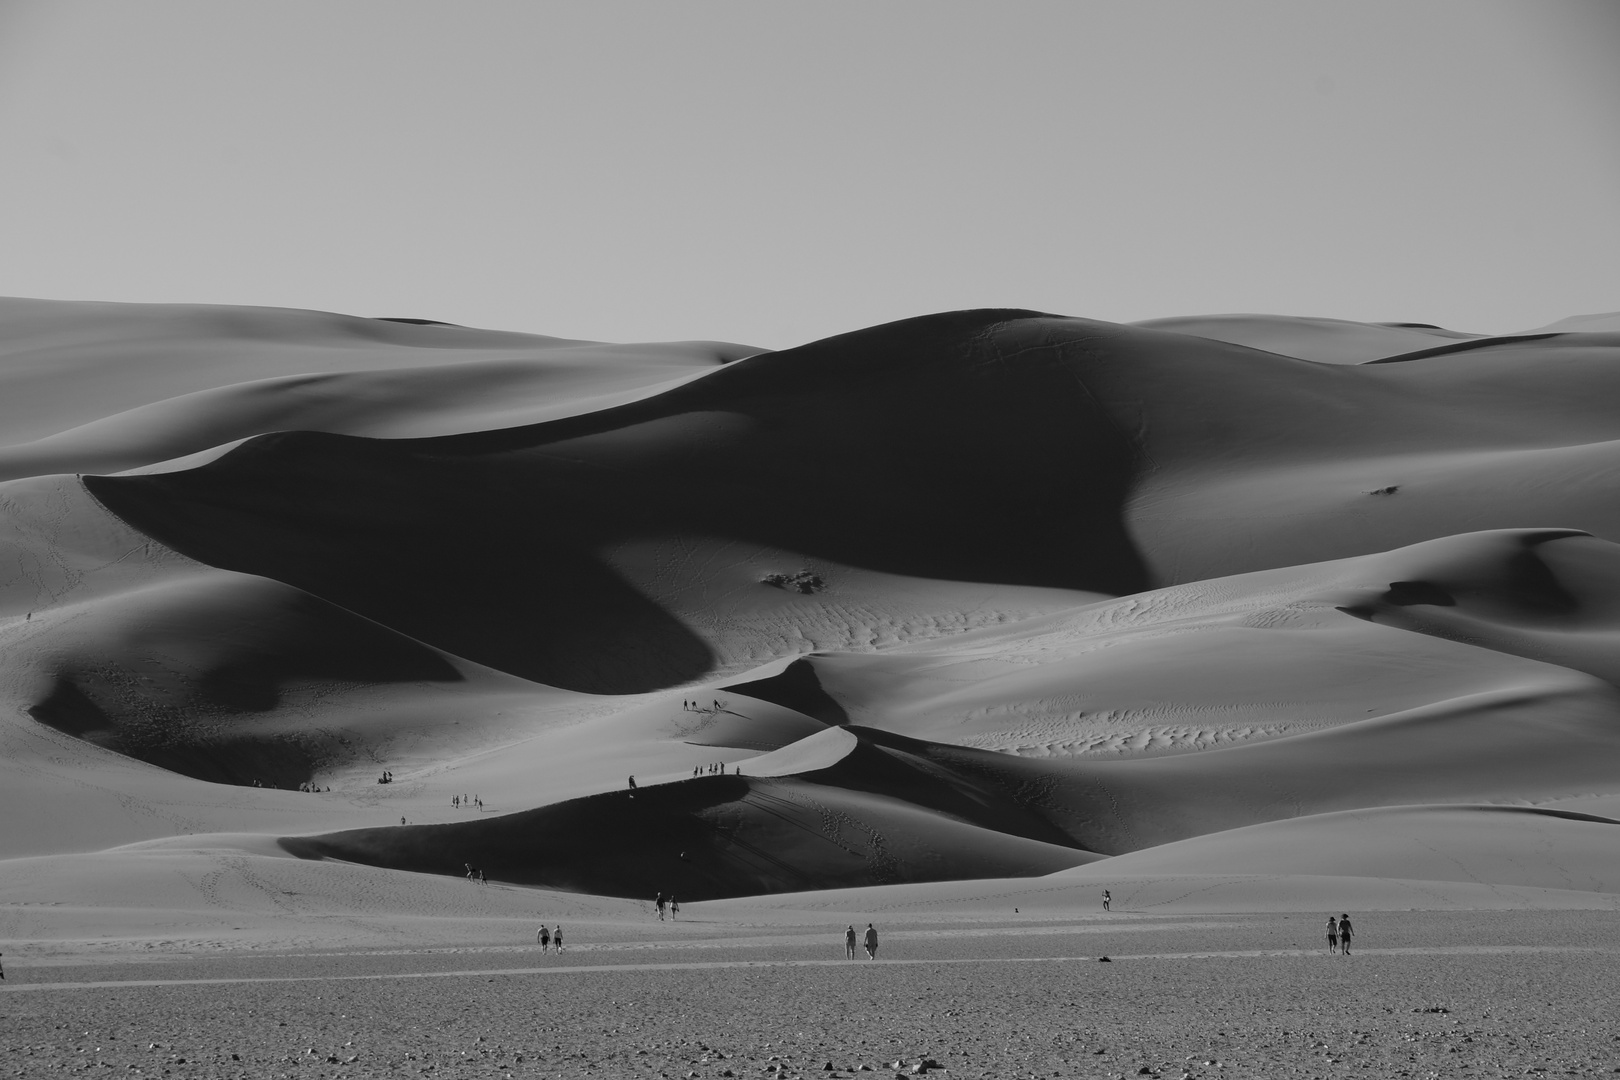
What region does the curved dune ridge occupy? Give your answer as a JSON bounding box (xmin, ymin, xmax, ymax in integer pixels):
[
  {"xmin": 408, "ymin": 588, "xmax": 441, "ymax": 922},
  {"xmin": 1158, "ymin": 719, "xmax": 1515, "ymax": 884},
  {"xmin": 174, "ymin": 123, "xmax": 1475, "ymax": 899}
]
[{"xmin": 4, "ymin": 299, "xmax": 1620, "ymax": 939}]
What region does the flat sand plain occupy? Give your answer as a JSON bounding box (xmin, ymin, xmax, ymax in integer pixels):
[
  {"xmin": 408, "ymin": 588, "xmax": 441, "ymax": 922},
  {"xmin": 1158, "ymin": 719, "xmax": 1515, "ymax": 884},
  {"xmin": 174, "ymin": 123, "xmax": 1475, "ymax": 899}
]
[{"xmin": 4, "ymin": 909, "xmax": 1618, "ymax": 1079}]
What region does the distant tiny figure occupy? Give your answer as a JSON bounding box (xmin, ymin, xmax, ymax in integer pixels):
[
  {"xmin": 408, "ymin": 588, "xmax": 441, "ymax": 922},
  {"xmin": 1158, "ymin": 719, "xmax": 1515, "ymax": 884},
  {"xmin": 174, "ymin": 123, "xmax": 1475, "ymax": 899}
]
[
  {"xmin": 654, "ymin": 892, "xmax": 667, "ymax": 920},
  {"xmin": 844, "ymin": 925, "xmax": 857, "ymax": 959},
  {"xmin": 538, "ymin": 925, "xmax": 551, "ymax": 951},
  {"xmin": 863, "ymin": 923, "xmax": 878, "ymax": 959},
  {"xmin": 553, "ymin": 926, "xmax": 564, "ymax": 951},
  {"xmin": 1326, "ymin": 915, "xmax": 1339, "ymax": 953},
  {"xmin": 669, "ymin": 896, "xmax": 679, "ymax": 920},
  {"xmin": 712, "ymin": 699, "xmax": 719, "ymax": 711},
  {"xmin": 453, "ymin": 796, "xmax": 459, "ymax": 808},
  {"xmin": 1338, "ymin": 914, "xmax": 1353, "ymax": 955},
  {"xmin": 479, "ymin": 869, "xmax": 486, "ymax": 884},
  {"xmin": 1, "ymin": 950, "xmax": 5, "ymax": 979},
  {"xmin": 1102, "ymin": 889, "xmax": 1111, "ymax": 912},
  {"xmin": 628, "ymin": 776, "xmax": 637, "ymax": 790},
  {"xmin": 400, "ymin": 816, "xmax": 406, "ymax": 826}
]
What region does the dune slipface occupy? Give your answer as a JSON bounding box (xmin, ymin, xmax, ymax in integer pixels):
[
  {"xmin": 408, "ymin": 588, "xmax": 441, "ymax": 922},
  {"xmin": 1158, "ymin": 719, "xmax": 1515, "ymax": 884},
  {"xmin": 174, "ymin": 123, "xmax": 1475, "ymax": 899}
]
[{"xmin": 4, "ymin": 300, "xmax": 1620, "ymax": 917}]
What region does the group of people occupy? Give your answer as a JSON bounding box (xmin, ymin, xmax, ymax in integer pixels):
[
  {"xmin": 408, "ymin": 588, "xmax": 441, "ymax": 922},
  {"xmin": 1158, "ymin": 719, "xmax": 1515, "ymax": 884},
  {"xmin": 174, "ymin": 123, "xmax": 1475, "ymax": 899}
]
[
  {"xmin": 535, "ymin": 925, "xmax": 564, "ymax": 951},
  {"xmin": 1326, "ymin": 913, "xmax": 1355, "ymax": 954},
  {"xmin": 296, "ymin": 782, "xmax": 329, "ymax": 793},
  {"xmin": 692, "ymin": 762, "xmax": 732, "ymax": 777},
  {"xmin": 452, "ymin": 795, "xmax": 482, "ymax": 810},
  {"xmin": 377, "ymin": 771, "xmax": 394, "ymax": 785},
  {"xmin": 682, "ymin": 699, "xmax": 727, "ymax": 713},
  {"xmin": 844, "ymin": 923, "xmax": 879, "ymax": 959},
  {"xmin": 653, "ymin": 892, "xmax": 680, "ymax": 920}
]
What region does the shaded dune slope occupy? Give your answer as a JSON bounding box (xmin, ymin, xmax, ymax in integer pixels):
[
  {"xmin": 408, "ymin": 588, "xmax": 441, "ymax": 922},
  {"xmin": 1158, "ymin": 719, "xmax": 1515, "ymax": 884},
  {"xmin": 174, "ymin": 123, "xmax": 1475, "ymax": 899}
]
[
  {"xmin": 282, "ymin": 762, "xmax": 1096, "ymax": 900},
  {"xmin": 15, "ymin": 571, "xmax": 568, "ymax": 789}
]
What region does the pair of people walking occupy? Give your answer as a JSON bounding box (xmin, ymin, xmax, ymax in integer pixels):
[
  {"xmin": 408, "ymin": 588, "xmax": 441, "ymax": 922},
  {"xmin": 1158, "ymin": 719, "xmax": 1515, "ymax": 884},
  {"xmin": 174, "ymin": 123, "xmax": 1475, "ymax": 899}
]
[
  {"xmin": 1326, "ymin": 913, "xmax": 1354, "ymax": 954},
  {"xmin": 536, "ymin": 925, "xmax": 563, "ymax": 951},
  {"xmin": 844, "ymin": 923, "xmax": 878, "ymax": 959}
]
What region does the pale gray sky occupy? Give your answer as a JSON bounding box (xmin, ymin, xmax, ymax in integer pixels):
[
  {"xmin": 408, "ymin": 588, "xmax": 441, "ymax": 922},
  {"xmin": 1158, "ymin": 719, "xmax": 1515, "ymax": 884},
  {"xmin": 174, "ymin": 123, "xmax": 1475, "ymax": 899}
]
[{"xmin": 1, "ymin": 1, "xmax": 1616, "ymax": 348}]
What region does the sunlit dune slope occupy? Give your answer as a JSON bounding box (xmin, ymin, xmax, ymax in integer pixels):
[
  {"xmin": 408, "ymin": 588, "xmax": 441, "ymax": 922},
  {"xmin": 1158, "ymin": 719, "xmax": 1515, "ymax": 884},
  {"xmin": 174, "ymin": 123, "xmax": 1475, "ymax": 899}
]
[
  {"xmin": 1132, "ymin": 313, "xmax": 1480, "ymax": 363},
  {"xmin": 0, "ymin": 297, "xmax": 759, "ymax": 481},
  {"xmin": 1046, "ymin": 804, "xmax": 1620, "ymax": 893},
  {"xmin": 735, "ymin": 529, "xmax": 1620, "ymax": 754},
  {"xmin": 700, "ymin": 807, "xmax": 1620, "ymax": 917}
]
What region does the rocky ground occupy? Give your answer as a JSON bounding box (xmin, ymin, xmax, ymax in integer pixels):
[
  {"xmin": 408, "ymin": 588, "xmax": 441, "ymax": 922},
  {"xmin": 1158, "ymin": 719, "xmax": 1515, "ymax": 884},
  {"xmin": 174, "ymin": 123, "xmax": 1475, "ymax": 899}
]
[{"xmin": 3, "ymin": 910, "xmax": 1618, "ymax": 1078}]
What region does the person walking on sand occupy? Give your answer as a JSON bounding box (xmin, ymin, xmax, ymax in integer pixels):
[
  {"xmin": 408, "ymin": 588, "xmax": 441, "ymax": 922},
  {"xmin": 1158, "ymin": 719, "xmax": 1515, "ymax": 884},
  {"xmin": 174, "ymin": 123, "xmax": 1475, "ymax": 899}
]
[
  {"xmin": 628, "ymin": 776, "xmax": 637, "ymax": 790},
  {"xmin": 654, "ymin": 892, "xmax": 666, "ymax": 920},
  {"xmin": 669, "ymin": 895, "xmax": 679, "ymax": 920},
  {"xmin": 1326, "ymin": 915, "xmax": 1339, "ymax": 954},
  {"xmin": 863, "ymin": 923, "xmax": 879, "ymax": 959},
  {"xmin": 1102, "ymin": 889, "xmax": 1110, "ymax": 912},
  {"xmin": 1338, "ymin": 914, "xmax": 1353, "ymax": 956},
  {"xmin": 538, "ymin": 925, "xmax": 550, "ymax": 951},
  {"xmin": 553, "ymin": 926, "xmax": 564, "ymax": 951},
  {"xmin": 844, "ymin": 925, "xmax": 857, "ymax": 959}
]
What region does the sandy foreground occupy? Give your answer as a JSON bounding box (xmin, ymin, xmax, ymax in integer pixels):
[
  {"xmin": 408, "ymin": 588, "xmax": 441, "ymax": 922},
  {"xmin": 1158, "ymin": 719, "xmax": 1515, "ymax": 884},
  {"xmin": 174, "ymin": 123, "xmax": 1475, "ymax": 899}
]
[{"xmin": 3, "ymin": 909, "xmax": 1618, "ymax": 1079}]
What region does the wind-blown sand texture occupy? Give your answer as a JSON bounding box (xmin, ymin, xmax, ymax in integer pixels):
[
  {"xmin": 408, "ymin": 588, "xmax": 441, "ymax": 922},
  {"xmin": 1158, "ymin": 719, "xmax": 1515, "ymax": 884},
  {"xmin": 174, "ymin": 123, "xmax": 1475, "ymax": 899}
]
[{"xmin": 3, "ymin": 299, "xmax": 1620, "ymax": 1070}]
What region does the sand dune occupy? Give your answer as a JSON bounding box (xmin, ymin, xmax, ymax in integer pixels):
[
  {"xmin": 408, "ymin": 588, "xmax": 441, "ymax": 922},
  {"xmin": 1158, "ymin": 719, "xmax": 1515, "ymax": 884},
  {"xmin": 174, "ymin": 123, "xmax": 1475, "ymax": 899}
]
[
  {"xmin": 1133, "ymin": 313, "xmax": 1480, "ymax": 364},
  {"xmin": 4, "ymin": 300, "xmax": 1620, "ymax": 941},
  {"xmin": 0, "ymin": 297, "xmax": 758, "ymax": 482},
  {"xmin": 740, "ymin": 529, "xmax": 1620, "ymax": 753}
]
